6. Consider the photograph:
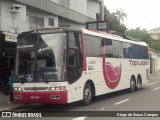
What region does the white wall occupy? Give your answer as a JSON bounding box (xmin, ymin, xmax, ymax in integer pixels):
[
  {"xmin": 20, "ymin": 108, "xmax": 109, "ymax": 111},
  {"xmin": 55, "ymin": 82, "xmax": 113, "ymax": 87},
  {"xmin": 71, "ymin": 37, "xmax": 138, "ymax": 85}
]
[
  {"xmin": 0, "ymin": 0, "xmax": 29, "ymax": 33},
  {"xmin": 87, "ymin": 0, "xmax": 100, "ymax": 19},
  {"xmin": 59, "ymin": 17, "xmax": 85, "ymax": 29},
  {"xmin": 70, "ymin": 0, "xmax": 87, "ymax": 16},
  {"xmin": 149, "ymin": 50, "xmax": 160, "ymax": 73},
  {"xmin": 0, "ymin": 0, "xmax": 59, "ymax": 33},
  {"xmin": 157, "ymin": 57, "xmax": 160, "ymax": 71},
  {"xmin": 49, "ymin": 0, "xmax": 58, "ymax": 3}
]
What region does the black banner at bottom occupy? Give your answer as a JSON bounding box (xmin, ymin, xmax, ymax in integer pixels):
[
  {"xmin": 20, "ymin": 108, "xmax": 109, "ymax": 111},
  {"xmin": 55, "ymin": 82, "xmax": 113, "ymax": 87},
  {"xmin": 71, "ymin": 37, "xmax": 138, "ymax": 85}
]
[{"xmin": 1, "ymin": 111, "xmax": 160, "ymax": 117}]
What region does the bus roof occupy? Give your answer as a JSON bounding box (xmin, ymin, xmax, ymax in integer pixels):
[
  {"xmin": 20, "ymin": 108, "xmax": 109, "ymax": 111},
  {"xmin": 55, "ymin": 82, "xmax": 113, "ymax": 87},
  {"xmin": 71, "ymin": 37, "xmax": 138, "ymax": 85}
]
[
  {"xmin": 19, "ymin": 27, "xmax": 148, "ymax": 47},
  {"xmin": 81, "ymin": 28, "xmax": 148, "ymax": 47},
  {"xmin": 19, "ymin": 27, "xmax": 80, "ymax": 35}
]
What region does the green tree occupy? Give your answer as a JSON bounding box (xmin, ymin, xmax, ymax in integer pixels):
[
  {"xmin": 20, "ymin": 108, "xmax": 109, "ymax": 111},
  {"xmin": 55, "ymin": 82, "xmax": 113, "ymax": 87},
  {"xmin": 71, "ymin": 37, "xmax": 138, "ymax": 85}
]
[
  {"xmin": 150, "ymin": 40, "xmax": 160, "ymax": 51},
  {"xmin": 115, "ymin": 8, "xmax": 127, "ymax": 23},
  {"xmin": 126, "ymin": 27, "xmax": 152, "ymax": 44},
  {"xmin": 104, "ymin": 7, "xmax": 127, "ymax": 34},
  {"xmin": 104, "ymin": 7, "xmax": 160, "ymax": 51}
]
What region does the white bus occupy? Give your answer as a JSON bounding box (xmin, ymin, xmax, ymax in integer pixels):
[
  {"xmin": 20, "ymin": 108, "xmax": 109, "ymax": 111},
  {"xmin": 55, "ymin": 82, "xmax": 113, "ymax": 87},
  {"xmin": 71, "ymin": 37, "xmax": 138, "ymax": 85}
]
[{"xmin": 13, "ymin": 28, "xmax": 150, "ymax": 105}]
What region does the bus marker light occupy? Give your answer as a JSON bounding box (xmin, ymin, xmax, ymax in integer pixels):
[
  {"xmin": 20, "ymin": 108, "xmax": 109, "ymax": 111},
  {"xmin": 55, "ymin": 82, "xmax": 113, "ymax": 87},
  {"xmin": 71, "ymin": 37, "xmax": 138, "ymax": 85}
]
[
  {"xmin": 14, "ymin": 87, "xmax": 22, "ymax": 91},
  {"xmin": 50, "ymin": 95, "xmax": 60, "ymax": 99},
  {"xmin": 14, "ymin": 95, "xmax": 22, "ymax": 99},
  {"xmin": 48, "ymin": 86, "xmax": 66, "ymax": 91}
]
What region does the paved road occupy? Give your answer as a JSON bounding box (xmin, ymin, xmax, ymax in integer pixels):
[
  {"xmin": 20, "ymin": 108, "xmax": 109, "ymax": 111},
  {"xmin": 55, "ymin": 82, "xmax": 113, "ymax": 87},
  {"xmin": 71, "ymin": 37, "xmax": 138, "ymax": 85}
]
[{"xmin": 1, "ymin": 76, "xmax": 160, "ymax": 120}]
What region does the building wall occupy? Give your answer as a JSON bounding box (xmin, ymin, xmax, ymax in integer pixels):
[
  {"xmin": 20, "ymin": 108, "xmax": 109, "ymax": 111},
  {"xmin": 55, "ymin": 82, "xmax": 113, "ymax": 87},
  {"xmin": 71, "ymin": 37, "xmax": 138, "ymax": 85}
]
[
  {"xmin": 0, "ymin": 0, "xmax": 28, "ymax": 33},
  {"xmin": 48, "ymin": 0, "xmax": 58, "ymax": 3},
  {"xmin": 59, "ymin": 17, "xmax": 85, "ymax": 29},
  {"xmin": 87, "ymin": 0, "xmax": 101, "ymax": 20},
  {"xmin": 27, "ymin": 7, "xmax": 59, "ymax": 29},
  {"xmin": 150, "ymin": 33, "xmax": 160, "ymax": 40},
  {"xmin": 157, "ymin": 57, "xmax": 160, "ymax": 71},
  {"xmin": 149, "ymin": 49, "xmax": 160, "ymax": 73},
  {"xmin": 0, "ymin": 0, "xmax": 104, "ymax": 33},
  {"xmin": 70, "ymin": 0, "xmax": 87, "ymax": 16}
]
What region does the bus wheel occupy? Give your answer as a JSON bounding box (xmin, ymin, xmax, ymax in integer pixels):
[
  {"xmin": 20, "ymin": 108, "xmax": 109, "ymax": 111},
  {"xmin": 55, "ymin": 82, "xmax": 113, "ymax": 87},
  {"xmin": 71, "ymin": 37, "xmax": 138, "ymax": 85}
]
[
  {"xmin": 82, "ymin": 83, "xmax": 92, "ymax": 105},
  {"xmin": 136, "ymin": 76, "xmax": 141, "ymax": 91},
  {"xmin": 130, "ymin": 77, "xmax": 136, "ymax": 92}
]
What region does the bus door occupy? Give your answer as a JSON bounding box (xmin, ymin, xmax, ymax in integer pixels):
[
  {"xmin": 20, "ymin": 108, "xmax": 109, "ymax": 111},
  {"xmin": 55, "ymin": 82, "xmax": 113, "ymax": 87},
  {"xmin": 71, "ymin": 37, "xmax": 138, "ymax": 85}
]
[{"xmin": 66, "ymin": 32, "xmax": 83, "ymax": 84}]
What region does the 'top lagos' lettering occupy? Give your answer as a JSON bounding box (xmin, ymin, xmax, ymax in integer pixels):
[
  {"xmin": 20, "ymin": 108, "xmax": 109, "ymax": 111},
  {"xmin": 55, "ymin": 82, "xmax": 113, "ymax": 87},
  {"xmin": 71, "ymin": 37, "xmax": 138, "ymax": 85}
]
[{"xmin": 129, "ymin": 60, "xmax": 148, "ymax": 67}]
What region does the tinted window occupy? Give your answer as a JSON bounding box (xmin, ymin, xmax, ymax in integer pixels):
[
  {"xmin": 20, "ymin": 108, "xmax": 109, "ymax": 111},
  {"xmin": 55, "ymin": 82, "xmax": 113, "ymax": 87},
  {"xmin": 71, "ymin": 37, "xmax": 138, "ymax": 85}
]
[
  {"xmin": 106, "ymin": 39, "xmax": 113, "ymax": 57},
  {"xmin": 68, "ymin": 32, "xmax": 76, "ymax": 48},
  {"xmin": 132, "ymin": 44, "xmax": 139, "ymax": 58},
  {"xmin": 131, "ymin": 45, "xmax": 148, "ymax": 59},
  {"xmin": 85, "ymin": 35, "xmax": 101, "ymax": 57},
  {"xmin": 141, "ymin": 46, "xmax": 149, "ymax": 59},
  {"xmin": 123, "ymin": 42, "xmax": 132, "ymax": 58}
]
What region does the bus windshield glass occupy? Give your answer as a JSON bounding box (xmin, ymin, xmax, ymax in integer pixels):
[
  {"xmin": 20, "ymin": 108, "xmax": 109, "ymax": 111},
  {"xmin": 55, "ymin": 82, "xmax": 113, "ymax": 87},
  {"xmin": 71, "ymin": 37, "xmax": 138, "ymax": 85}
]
[{"xmin": 15, "ymin": 33, "xmax": 66, "ymax": 83}]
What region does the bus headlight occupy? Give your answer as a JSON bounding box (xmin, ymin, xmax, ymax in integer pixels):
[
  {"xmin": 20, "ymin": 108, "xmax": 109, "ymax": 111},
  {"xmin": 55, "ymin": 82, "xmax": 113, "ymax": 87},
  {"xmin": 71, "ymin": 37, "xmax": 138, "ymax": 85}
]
[
  {"xmin": 13, "ymin": 87, "xmax": 22, "ymax": 91},
  {"xmin": 48, "ymin": 86, "xmax": 66, "ymax": 91}
]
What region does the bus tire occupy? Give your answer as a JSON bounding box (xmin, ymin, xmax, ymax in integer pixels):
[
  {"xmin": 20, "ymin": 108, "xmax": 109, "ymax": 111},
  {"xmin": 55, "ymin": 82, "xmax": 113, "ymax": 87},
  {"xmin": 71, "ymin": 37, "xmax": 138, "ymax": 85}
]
[
  {"xmin": 130, "ymin": 76, "xmax": 136, "ymax": 92},
  {"xmin": 82, "ymin": 82, "xmax": 92, "ymax": 105},
  {"xmin": 136, "ymin": 75, "xmax": 141, "ymax": 91}
]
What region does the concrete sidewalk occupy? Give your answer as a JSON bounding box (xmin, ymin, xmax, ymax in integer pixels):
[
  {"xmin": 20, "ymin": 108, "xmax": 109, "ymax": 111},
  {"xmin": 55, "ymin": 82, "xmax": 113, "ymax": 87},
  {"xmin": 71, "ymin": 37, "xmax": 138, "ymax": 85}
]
[
  {"xmin": 0, "ymin": 92, "xmax": 21, "ymax": 111},
  {"xmin": 150, "ymin": 71, "xmax": 160, "ymax": 77}
]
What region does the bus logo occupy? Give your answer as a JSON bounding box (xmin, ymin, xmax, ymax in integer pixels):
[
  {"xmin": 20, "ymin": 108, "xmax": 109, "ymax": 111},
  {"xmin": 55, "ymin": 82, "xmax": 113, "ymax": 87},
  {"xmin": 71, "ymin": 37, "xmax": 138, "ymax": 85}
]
[
  {"xmin": 26, "ymin": 74, "xmax": 33, "ymax": 82},
  {"xmin": 103, "ymin": 62, "xmax": 122, "ymax": 89}
]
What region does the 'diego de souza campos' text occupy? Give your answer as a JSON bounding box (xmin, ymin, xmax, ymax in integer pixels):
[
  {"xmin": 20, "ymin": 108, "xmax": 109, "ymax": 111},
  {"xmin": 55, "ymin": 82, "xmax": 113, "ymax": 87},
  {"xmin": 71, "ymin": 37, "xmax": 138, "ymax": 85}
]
[{"xmin": 117, "ymin": 112, "xmax": 159, "ymax": 117}]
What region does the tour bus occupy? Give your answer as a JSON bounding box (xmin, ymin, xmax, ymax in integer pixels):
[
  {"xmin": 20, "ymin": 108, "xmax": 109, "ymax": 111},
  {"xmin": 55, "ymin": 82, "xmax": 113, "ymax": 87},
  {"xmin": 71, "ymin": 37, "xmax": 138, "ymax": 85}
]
[{"xmin": 13, "ymin": 27, "xmax": 150, "ymax": 105}]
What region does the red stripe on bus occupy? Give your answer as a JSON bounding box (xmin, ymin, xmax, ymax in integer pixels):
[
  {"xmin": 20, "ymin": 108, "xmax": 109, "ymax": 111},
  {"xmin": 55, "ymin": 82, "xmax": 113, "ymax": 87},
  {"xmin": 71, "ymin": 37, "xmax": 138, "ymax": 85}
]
[
  {"xmin": 13, "ymin": 91, "xmax": 68, "ymax": 104},
  {"xmin": 81, "ymin": 29, "xmax": 87, "ymax": 71}
]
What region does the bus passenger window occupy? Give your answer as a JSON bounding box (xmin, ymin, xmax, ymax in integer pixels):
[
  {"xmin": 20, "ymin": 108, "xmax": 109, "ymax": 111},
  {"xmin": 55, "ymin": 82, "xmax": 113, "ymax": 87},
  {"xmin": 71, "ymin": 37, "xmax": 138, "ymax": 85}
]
[{"xmin": 123, "ymin": 48, "xmax": 127, "ymax": 58}]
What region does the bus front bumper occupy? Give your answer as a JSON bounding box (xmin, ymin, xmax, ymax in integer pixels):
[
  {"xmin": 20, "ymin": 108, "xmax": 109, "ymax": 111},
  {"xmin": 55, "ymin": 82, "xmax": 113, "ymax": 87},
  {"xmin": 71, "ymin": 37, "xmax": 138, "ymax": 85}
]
[{"xmin": 13, "ymin": 91, "xmax": 68, "ymax": 104}]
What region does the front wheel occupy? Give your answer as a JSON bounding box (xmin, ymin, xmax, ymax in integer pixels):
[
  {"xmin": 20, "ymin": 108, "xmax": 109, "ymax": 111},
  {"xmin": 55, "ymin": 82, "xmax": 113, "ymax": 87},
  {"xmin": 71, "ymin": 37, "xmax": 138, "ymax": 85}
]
[{"xmin": 82, "ymin": 83, "xmax": 92, "ymax": 105}]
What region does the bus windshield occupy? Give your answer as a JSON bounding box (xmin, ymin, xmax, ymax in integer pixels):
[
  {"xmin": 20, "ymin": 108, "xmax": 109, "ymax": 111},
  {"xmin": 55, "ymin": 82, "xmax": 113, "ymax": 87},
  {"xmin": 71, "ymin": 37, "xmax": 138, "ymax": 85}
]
[{"xmin": 15, "ymin": 33, "xmax": 66, "ymax": 83}]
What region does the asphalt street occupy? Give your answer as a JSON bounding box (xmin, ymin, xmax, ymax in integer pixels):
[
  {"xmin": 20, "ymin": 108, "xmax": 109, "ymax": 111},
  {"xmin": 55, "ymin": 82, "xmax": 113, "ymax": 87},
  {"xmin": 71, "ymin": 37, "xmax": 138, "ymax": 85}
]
[{"xmin": 1, "ymin": 76, "xmax": 160, "ymax": 120}]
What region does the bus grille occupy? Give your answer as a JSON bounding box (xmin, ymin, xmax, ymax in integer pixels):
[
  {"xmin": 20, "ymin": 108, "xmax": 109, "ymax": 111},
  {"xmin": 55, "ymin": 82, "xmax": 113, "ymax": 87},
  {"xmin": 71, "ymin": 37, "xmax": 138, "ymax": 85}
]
[{"xmin": 23, "ymin": 87, "xmax": 48, "ymax": 91}]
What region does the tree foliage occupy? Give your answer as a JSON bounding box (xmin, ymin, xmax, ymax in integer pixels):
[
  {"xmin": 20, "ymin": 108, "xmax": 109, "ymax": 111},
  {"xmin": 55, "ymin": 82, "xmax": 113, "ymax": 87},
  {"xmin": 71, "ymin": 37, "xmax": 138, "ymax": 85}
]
[
  {"xmin": 115, "ymin": 8, "xmax": 127, "ymax": 23},
  {"xmin": 104, "ymin": 7, "xmax": 127, "ymax": 34},
  {"xmin": 126, "ymin": 28, "xmax": 160, "ymax": 50},
  {"xmin": 126, "ymin": 27, "xmax": 152, "ymax": 43},
  {"xmin": 149, "ymin": 40, "xmax": 160, "ymax": 51},
  {"xmin": 104, "ymin": 6, "xmax": 160, "ymax": 51}
]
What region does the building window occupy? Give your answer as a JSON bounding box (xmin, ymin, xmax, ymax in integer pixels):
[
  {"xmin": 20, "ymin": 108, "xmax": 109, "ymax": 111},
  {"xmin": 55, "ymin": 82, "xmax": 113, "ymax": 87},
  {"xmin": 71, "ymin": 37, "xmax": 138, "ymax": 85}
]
[
  {"xmin": 48, "ymin": 18, "xmax": 54, "ymax": 26},
  {"xmin": 29, "ymin": 15, "xmax": 44, "ymax": 30},
  {"xmin": 58, "ymin": 0, "xmax": 70, "ymax": 8}
]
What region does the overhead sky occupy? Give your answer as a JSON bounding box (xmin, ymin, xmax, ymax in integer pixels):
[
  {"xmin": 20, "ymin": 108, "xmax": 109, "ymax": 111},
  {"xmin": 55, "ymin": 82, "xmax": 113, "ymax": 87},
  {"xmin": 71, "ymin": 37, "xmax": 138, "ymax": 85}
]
[{"xmin": 104, "ymin": 0, "xmax": 160, "ymax": 30}]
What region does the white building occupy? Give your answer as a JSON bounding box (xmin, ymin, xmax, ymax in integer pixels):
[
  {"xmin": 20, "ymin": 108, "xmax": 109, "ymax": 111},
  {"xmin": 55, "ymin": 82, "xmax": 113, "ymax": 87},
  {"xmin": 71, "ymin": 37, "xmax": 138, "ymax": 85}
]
[
  {"xmin": 0, "ymin": 0, "xmax": 104, "ymax": 34},
  {"xmin": 148, "ymin": 27, "xmax": 160, "ymax": 40},
  {"xmin": 149, "ymin": 48, "xmax": 160, "ymax": 74}
]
